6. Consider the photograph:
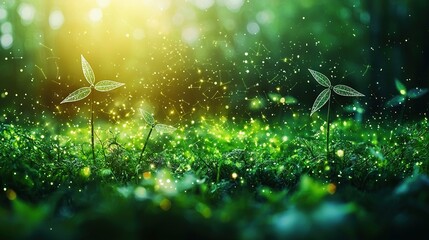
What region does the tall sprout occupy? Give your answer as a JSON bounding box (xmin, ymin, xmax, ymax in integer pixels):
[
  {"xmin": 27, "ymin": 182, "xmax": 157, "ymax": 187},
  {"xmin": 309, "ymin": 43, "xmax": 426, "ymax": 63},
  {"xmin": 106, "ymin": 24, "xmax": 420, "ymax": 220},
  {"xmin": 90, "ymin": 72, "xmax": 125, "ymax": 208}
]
[
  {"xmin": 139, "ymin": 109, "xmax": 176, "ymax": 162},
  {"xmin": 61, "ymin": 55, "xmax": 124, "ymax": 161},
  {"xmin": 308, "ymin": 69, "xmax": 365, "ymax": 159}
]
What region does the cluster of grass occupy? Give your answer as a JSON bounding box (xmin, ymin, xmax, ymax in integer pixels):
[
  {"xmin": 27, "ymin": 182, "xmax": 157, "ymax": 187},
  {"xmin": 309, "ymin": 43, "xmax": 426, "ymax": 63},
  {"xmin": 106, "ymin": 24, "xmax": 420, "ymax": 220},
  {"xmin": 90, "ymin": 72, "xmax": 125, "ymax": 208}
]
[{"xmin": 1, "ymin": 111, "xmax": 428, "ymax": 239}]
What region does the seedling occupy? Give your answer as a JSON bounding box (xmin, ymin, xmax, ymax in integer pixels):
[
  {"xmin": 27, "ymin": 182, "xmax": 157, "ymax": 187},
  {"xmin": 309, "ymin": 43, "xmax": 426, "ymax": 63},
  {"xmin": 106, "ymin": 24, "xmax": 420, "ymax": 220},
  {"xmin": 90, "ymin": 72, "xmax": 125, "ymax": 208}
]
[
  {"xmin": 308, "ymin": 69, "xmax": 364, "ymax": 159},
  {"xmin": 386, "ymin": 78, "xmax": 428, "ymax": 123},
  {"xmin": 61, "ymin": 55, "xmax": 125, "ymax": 161},
  {"xmin": 139, "ymin": 109, "xmax": 176, "ymax": 162}
]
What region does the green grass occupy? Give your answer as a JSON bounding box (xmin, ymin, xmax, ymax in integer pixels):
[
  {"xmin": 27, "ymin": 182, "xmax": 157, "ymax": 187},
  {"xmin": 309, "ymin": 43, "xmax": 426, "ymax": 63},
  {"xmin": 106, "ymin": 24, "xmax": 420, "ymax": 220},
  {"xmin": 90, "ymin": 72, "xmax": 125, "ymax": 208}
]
[{"xmin": 1, "ymin": 113, "xmax": 428, "ymax": 239}]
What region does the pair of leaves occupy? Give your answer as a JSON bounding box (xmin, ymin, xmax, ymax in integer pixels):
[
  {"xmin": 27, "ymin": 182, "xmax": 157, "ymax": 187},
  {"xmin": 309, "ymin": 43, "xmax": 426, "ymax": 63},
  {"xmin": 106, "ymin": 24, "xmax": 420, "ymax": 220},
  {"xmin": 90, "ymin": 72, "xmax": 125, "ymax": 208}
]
[
  {"xmin": 386, "ymin": 79, "xmax": 428, "ymax": 107},
  {"xmin": 309, "ymin": 69, "xmax": 365, "ymax": 116},
  {"xmin": 140, "ymin": 109, "xmax": 177, "ymax": 134},
  {"xmin": 61, "ymin": 55, "xmax": 125, "ymax": 104}
]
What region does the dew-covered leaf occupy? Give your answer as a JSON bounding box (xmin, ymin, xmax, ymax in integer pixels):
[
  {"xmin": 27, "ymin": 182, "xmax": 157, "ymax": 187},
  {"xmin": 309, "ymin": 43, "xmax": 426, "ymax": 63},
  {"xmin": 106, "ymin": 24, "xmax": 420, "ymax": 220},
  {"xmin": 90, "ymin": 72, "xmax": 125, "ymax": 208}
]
[
  {"xmin": 94, "ymin": 80, "xmax": 125, "ymax": 92},
  {"xmin": 386, "ymin": 95, "xmax": 406, "ymax": 107},
  {"xmin": 309, "ymin": 69, "xmax": 331, "ymax": 88},
  {"xmin": 395, "ymin": 79, "xmax": 407, "ymax": 95},
  {"xmin": 407, "ymin": 88, "xmax": 428, "ymax": 99},
  {"xmin": 81, "ymin": 55, "xmax": 95, "ymax": 86},
  {"xmin": 60, "ymin": 87, "xmax": 91, "ymax": 104},
  {"xmin": 139, "ymin": 109, "xmax": 155, "ymax": 125},
  {"xmin": 333, "ymin": 85, "xmax": 365, "ymax": 97},
  {"xmin": 310, "ymin": 88, "xmax": 331, "ymax": 116},
  {"xmin": 154, "ymin": 124, "xmax": 177, "ymax": 134}
]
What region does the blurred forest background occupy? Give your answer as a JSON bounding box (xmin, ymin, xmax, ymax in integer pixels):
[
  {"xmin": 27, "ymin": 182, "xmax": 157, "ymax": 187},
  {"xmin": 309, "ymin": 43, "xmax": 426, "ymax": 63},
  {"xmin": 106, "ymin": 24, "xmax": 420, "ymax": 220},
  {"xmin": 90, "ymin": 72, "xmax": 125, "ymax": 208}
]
[{"xmin": 0, "ymin": 0, "xmax": 428, "ymax": 124}]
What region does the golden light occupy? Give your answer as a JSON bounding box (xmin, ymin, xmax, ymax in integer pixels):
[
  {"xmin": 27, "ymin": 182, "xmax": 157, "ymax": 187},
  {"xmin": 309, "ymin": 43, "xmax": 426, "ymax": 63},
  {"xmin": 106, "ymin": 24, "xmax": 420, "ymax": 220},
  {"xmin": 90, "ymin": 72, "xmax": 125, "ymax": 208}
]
[
  {"xmin": 81, "ymin": 166, "xmax": 91, "ymax": 178},
  {"xmin": 327, "ymin": 183, "xmax": 336, "ymax": 194},
  {"xmin": 159, "ymin": 198, "xmax": 171, "ymax": 211},
  {"xmin": 336, "ymin": 149, "xmax": 345, "ymax": 158},
  {"xmin": 6, "ymin": 189, "xmax": 17, "ymax": 201}
]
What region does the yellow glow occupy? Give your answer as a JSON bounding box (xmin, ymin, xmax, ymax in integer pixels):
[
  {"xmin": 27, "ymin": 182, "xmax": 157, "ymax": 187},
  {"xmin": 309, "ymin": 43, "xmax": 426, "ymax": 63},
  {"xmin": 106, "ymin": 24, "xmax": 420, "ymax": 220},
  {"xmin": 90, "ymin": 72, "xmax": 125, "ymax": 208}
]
[
  {"xmin": 327, "ymin": 183, "xmax": 336, "ymax": 194},
  {"xmin": 143, "ymin": 171, "xmax": 152, "ymax": 179},
  {"xmin": 6, "ymin": 189, "xmax": 17, "ymax": 200},
  {"xmin": 336, "ymin": 149, "xmax": 344, "ymax": 158},
  {"xmin": 81, "ymin": 166, "xmax": 91, "ymax": 177},
  {"xmin": 160, "ymin": 198, "xmax": 171, "ymax": 211}
]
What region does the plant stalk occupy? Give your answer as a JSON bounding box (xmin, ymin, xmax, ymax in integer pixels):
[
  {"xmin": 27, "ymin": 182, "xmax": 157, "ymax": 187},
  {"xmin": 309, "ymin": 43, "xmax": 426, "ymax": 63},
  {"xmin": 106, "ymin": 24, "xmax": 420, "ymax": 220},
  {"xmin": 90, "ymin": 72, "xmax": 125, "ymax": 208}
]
[
  {"xmin": 326, "ymin": 96, "xmax": 331, "ymax": 160},
  {"xmin": 399, "ymin": 97, "xmax": 407, "ymax": 125},
  {"xmin": 139, "ymin": 126, "xmax": 154, "ymax": 162},
  {"xmin": 91, "ymin": 93, "xmax": 95, "ymax": 162}
]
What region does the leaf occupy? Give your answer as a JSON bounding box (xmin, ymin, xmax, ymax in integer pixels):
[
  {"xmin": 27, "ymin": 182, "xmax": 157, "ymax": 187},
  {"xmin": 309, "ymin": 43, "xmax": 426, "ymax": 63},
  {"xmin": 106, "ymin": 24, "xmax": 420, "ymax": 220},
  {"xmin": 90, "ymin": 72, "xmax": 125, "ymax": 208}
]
[
  {"xmin": 407, "ymin": 88, "xmax": 428, "ymax": 99},
  {"xmin": 268, "ymin": 93, "xmax": 282, "ymax": 102},
  {"xmin": 309, "ymin": 69, "xmax": 331, "ymax": 88},
  {"xmin": 13, "ymin": 199, "xmax": 49, "ymax": 230},
  {"xmin": 333, "ymin": 85, "xmax": 365, "ymax": 97},
  {"xmin": 154, "ymin": 124, "xmax": 177, "ymax": 134},
  {"xmin": 386, "ymin": 95, "xmax": 406, "ymax": 107},
  {"xmin": 60, "ymin": 87, "xmax": 91, "ymax": 104},
  {"xmin": 94, "ymin": 80, "xmax": 125, "ymax": 92},
  {"xmin": 310, "ymin": 88, "xmax": 331, "ymax": 116},
  {"xmin": 284, "ymin": 96, "xmax": 298, "ymax": 104},
  {"xmin": 81, "ymin": 55, "xmax": 95, "ymax": 86},
  {"xmin": 395, "ymin": 79, "xmax": 407, "ymax": 95},
  {"xmin": 139, "ymin": 109, "xmax": 155, "ymax": 125}
]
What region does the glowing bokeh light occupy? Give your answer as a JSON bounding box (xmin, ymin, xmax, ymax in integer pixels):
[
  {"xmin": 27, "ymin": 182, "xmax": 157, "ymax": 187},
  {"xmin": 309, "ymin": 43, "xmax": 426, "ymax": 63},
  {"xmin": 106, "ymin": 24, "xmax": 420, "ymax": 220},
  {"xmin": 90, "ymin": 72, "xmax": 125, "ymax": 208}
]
[
  {"xmin": 17, "ymin": 3, "xmax": 36, "ymax": 25},
  {"xmin": 49, "ymin": 10, "xmax": 64, "ymax": 30}
]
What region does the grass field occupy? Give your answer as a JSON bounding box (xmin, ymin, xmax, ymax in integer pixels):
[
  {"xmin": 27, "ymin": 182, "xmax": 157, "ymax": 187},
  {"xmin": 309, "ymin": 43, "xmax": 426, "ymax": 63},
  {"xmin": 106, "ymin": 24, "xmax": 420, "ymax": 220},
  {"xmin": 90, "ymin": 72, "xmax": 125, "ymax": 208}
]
[{"xmin": 1, "ymin": 111, "xmax": 428, "ymax": 239}]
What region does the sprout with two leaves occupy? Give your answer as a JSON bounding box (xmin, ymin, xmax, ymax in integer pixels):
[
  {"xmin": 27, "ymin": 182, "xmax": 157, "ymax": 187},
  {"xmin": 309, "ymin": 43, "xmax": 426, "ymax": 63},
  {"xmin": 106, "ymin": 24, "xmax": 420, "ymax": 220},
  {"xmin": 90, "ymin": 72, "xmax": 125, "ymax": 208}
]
[
  {"xmin": 139, "ymin": 109, "xmax": 177, "ymax": 162},
  {"xmin": 61, "ymin": 55, "xmax": 125, "ymax": 161},
  {"xmin": 309, "ymin": 69, "xmax": 365, "ymax": 159},
  {"xmin": 386, "ymin": 78, "xmax": 428, "ymax": 123}
]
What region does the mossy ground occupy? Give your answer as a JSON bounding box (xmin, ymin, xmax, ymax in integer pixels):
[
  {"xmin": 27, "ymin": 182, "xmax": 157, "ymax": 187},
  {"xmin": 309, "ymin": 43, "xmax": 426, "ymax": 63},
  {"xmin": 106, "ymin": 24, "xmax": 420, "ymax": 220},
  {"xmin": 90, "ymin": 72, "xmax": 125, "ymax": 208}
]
[{"xmin": 1, "ymin": 114, "xmax": 428, "ymax": 239}]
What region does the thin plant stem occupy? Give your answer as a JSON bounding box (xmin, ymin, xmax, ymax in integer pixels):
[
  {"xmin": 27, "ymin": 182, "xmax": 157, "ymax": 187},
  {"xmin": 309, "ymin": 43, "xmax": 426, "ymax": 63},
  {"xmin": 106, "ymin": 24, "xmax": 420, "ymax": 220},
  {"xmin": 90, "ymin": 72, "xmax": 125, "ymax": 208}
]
[
  {"xmin": 216, "ymin": 162, "xmax": 222, "ymax": 183},
  {"xmin": 326, "ymin": 96, "xmax": 331, "ymax": 160},
  {"xmin": 139, "ymin": 126, "xmax": 154, "ymax": 162},
  {"xmin": 91, "ymin": 93, "xmax": 95, "ymax": 162},
  {"xmin": 399, "ymin": 97, "xmax": 407, "ymax": 125}
]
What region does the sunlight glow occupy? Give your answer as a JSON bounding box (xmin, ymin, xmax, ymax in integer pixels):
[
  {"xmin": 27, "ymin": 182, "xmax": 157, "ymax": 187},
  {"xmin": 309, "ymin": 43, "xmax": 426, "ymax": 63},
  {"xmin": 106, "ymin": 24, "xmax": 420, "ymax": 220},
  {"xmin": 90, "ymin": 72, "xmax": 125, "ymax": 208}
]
[
  {"xmin": 0, "ymin": 33, "xmax": 13, "ymax": 49},
  {"xmin": 88, "ymin": 8, "xmax": 103, "ymax": 23},
  {"xmin": 17, "ymin": 3, "xmax": 36, "ymax": 25},
  {"xmin": 6, "ymin": 189, "xmax": 17, "ymax": 200},
  {"xmin": 49, "ymin": 10, "xmax": 64, "ymax": 30}
]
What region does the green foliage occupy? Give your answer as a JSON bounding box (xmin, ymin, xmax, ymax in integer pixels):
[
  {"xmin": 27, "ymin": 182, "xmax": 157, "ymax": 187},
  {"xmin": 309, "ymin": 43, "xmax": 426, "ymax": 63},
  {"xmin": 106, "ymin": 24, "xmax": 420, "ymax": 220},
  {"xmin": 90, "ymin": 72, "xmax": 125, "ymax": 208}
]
[{"xmin": 1, "ymin": 114, "xmax": 428, "ymax": 239}]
